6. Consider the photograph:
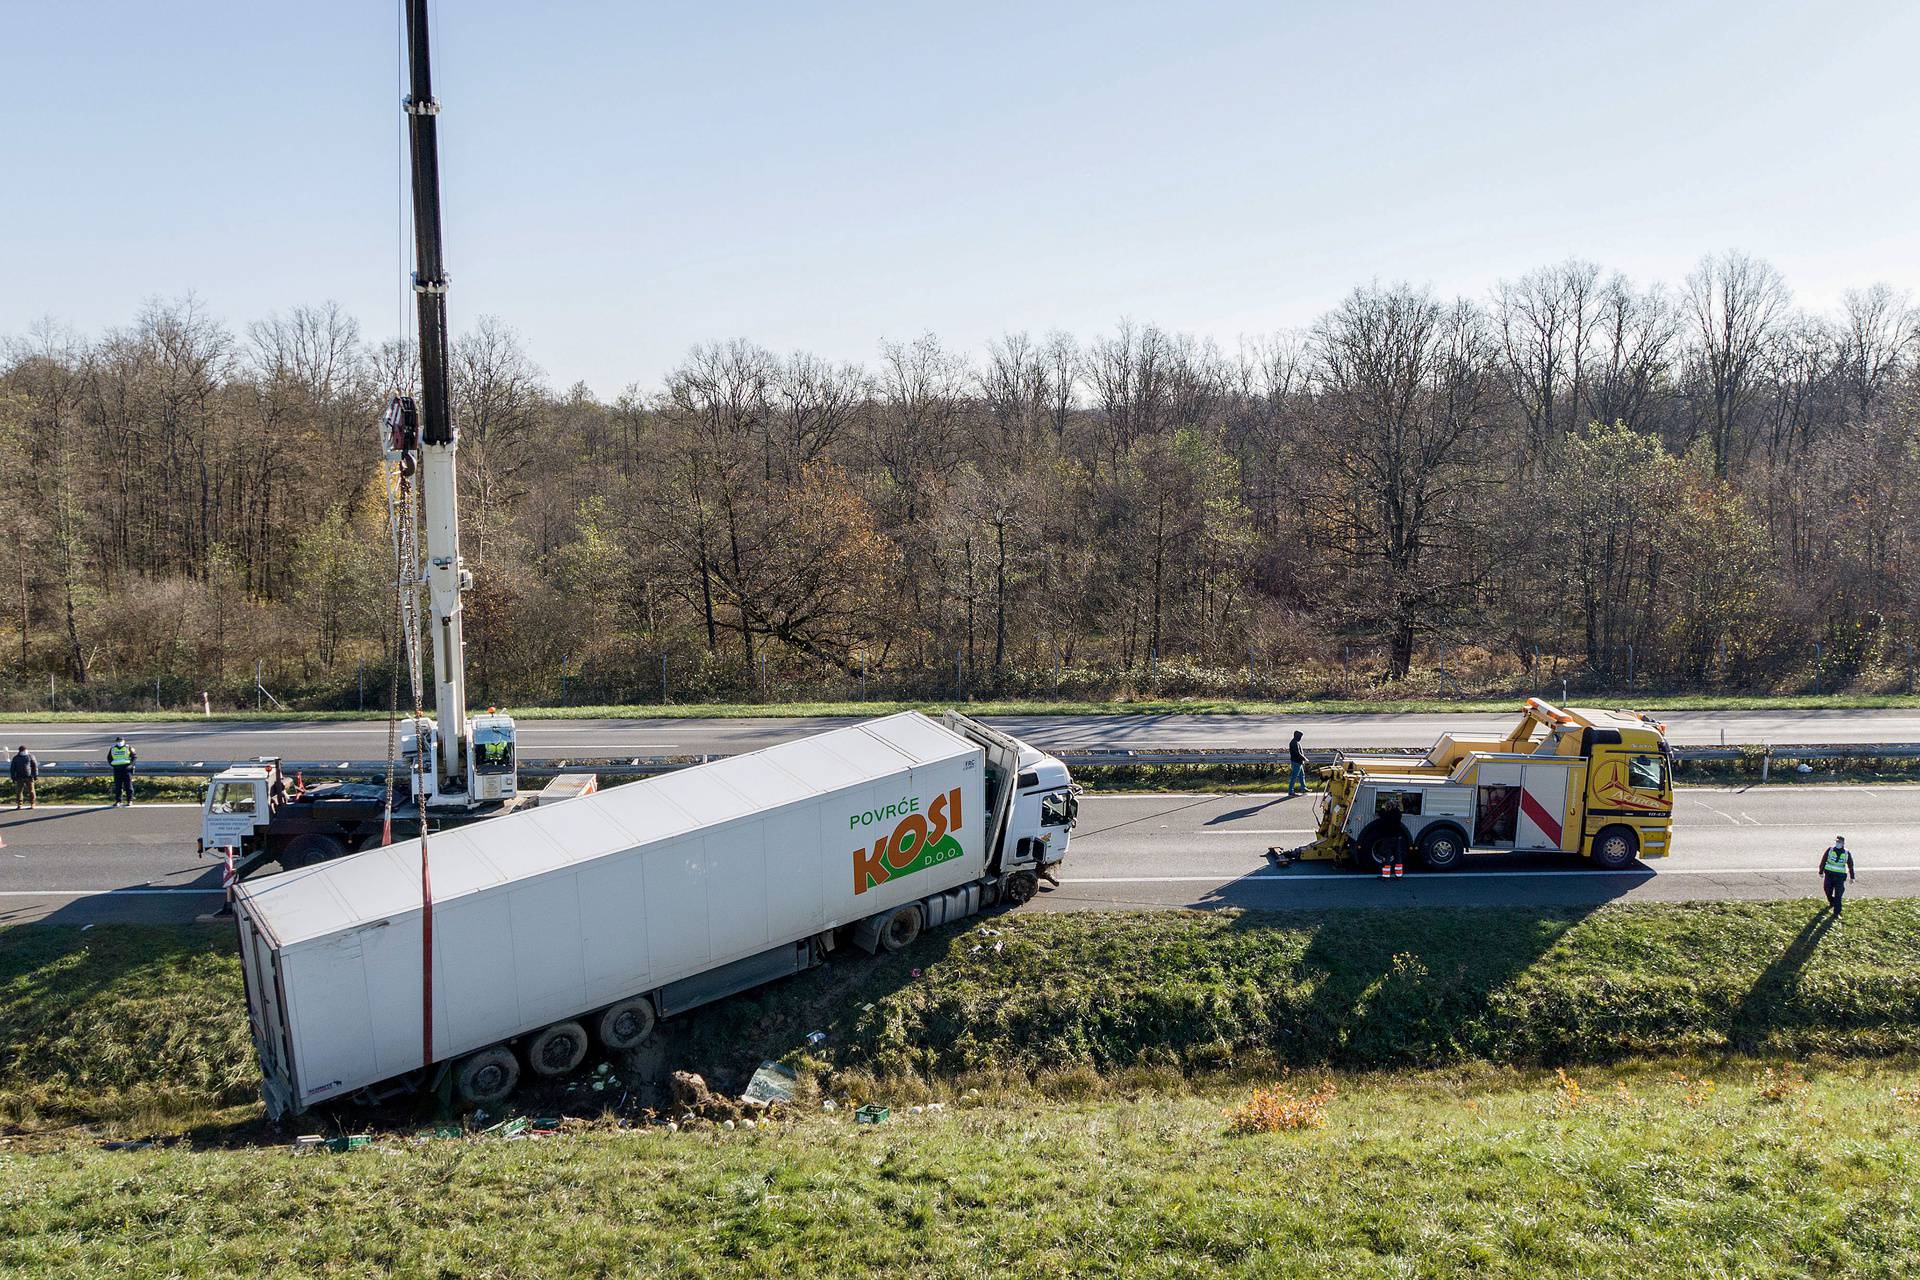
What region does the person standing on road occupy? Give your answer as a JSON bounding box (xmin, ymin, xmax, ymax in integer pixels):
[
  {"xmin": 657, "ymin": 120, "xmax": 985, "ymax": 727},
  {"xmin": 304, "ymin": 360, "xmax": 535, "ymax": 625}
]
[
  {"xmin": 9, "ymin": 745, "xmax": 37, "ymax": 809},
  {"xmin": 1820, "ymin": 836, "xmax": 1855, "ymax": 918},
  {"xmin": 1287, "ymin": 730, "xmax": 1307, "ymax": 797},
  {"xmin": 106, "ymin": 737, "xmax": 137, "ymax": 806}
]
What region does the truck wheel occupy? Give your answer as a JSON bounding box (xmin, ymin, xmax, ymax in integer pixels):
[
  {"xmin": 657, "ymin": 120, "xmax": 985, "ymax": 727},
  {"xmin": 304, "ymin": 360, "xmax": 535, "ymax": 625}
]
[
  {"xmin": 527, "ymin": 1021, "xmax": 589, "ymax": 1077},
  {"xmin": 454, "ymin": 1046, "xmax": 520, "ymax": 1106},
  {"xmin": 1003, "ymin": 870, "xmax": 1039, "ymax": 906},
  {"xmin": 1417, "ymin": 827, "xmax": 1466, "ymax": 871},
  {"xmin": 279, "ymin": 834, "xmax": 346, "ymax": 871},
  {"xmin": 1591, "ymin": 825, "xmax": 1640, "ymax": 871},
  {"xmin": 597, "ymin": 999, "xmax": 657, "ymax": 1051},
  {"xmin": 878, "ymin": 906, "xmax": 923, "ymax": 953}
]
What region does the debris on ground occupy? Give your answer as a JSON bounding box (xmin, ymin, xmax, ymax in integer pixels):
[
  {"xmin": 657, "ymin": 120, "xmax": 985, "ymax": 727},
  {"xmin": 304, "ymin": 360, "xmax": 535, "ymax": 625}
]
[
  {"xmin": 855, "ymin": 1104, "xmax": 889, "ymax": 1125},
  {"xmin": 804, "ymin": 1030, "xmax": 827, "ymax": 1047},
  {"xmin": 668, "ymin": 1070, "xmax": 745, "ymax": 1122},
  {"xmin": 742, "ymin": 1061, "xmax": 799, "ymax": 1107}
]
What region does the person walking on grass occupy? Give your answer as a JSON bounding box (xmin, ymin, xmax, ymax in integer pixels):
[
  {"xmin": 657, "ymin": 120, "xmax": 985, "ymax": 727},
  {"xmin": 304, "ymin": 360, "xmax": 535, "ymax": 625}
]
[
  {"xmin": 1287, "ymin": 730, "xmax": 1307, "ymax": 797},
  {"xmin": 9, "ymin": 745, "xmax": 37, "ymax": 809},
  {"xmin": 1820, "ymin": 836, "xmax": 1855, "ymax": 918},
  {"xmin": 106, "ymin": 736, "xmax": 137, "ymax": 806}
]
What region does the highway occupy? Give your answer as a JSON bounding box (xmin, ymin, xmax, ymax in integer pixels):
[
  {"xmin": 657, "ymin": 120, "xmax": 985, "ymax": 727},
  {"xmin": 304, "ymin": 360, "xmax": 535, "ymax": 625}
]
[
  {"xmin": 1, "ymin": 785, "xmax": 1908, "ymax": 926},
  {"xmin": 3, "ymin": 707, "xmax": 1919, "ymax": 767}
]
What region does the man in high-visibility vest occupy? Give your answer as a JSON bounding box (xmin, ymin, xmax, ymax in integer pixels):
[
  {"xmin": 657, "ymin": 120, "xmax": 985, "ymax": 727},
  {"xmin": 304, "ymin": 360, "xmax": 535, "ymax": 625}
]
[
  {"xmin": 1819, "ymin": 836, "xmax": 1856, "ymax": 918},
  {"xmin": 106, "ymin": 737, "xmax": 137, "ymax": 807}
]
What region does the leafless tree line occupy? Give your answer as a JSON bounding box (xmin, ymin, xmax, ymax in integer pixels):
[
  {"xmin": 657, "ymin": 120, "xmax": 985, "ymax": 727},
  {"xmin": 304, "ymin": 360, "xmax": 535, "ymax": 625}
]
[{"xmin": 2, "ymin": 251, "xmax": 1917, "ymax": 707}]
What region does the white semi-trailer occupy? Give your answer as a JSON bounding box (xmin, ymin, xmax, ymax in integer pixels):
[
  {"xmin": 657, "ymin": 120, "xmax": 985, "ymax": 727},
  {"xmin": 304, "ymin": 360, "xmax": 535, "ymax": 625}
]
[{"xmin": 233, "ymin": 712, "xmax": 1076, "ymax": 1119}]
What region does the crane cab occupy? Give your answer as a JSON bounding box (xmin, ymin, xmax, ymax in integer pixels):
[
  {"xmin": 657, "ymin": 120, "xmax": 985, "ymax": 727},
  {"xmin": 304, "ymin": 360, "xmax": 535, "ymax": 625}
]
[{"xmin": 467, "ymin": 710, "xmax": 518, "ymax": 802}]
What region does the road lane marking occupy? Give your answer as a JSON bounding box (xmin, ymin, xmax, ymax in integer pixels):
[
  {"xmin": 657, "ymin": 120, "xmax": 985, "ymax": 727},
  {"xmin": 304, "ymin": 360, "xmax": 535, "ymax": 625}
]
[
  {"xmin": 0, "ymin": 887, "xmax": 226, "ymax": 896},
  {"xmin": 1062, "ymin": 865, "xmax": 1920, "ymax": 883}
]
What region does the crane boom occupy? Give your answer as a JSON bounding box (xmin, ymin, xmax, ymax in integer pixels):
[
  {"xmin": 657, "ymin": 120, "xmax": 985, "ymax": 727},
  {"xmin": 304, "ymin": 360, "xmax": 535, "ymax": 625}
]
[{"xmin": 402, "ymin": 0, "xmax": 468, "ymax": 794}]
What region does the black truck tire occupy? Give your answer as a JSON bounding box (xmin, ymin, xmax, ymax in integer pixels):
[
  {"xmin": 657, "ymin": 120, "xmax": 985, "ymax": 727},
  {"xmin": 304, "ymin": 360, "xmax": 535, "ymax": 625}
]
[
  {"xmin": 597, "ymin": 998, "xmax": 657, "ymax": 1051},
  {"xmin": 1416, "ymin": 825, "xmax": 1467, "ymax": 871},
  {"xmin": 527, "ymin": 1021, "xmax": 589, "ymax": 1077},
  {"xmin": 878, "ymin": 905, "xmax": 923, "ymax": 953},
  {"xmin": 454, "ymin": 1046, "xmax": 520, "ymax": 1106},
  {"xmin": 279, "ymin": 833, "xmax": 346, "ymax": 871},
  {"xmin": 1590, "ymin": 825, "xmax": 1640, "ymax": 870},
  {"xmin": 1003, "ymin": 870, "xmax": 1039, "ymax": 906}
]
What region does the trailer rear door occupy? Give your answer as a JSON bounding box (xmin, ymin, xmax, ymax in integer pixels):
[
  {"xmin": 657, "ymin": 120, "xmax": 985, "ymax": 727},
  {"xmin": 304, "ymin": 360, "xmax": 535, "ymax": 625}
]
[{"xmin": 234, "ymin": 903, "xmax": 298, "ymax": 1120}]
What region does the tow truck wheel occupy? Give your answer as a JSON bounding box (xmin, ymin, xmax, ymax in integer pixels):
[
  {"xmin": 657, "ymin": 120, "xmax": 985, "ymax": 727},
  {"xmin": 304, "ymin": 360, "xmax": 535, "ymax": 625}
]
[
  {"xmin": 454, "ymin": 1046, "xmax": 520, "ymax": 1106},
  {"xmin": 279, "ymin": 834, "xmax": 346, "ymax": 871},
  {"xmin": 1003, "ymin": 870, "xmax": 1039, "ymax": 907},
  {"xmin": 878, "ymin": 905, "xmax": 924, "ymax": 953},
  {"xmin": 597, "ymin": 999, "xmax": 657, "ymax": 1051},
  {"xmin": 1591, "ymin": 825, "xmax": 1640, "ymax": 871},
  {"xmin": 1417, "ymin": 827, "xmax": 1466, "ymax": 871},
  {"xmin": 527, "ymin": 1021, "xmax": 589, "ymax": 1077}
]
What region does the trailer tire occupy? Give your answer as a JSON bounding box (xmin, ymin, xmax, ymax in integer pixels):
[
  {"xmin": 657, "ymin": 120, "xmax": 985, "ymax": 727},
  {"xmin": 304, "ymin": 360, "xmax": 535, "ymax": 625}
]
[
  {"xmin": 597, "ymin": 998, "xmax": 657, "ymax": 1051},
  {"xmin": 279, "ymin": 834, "xmax": 346, "ymax": 871},
  {"xmin": 453, "ymin": 1046, "xmax": 520, "ymax": 1106},
  {"xmin": 878, "ymin": 905, "xmax": 923, "ymax": 953},
  {"xmin": 527, "ymin": 1021, "xmax": 589, "ymax": 1077},
  {"xmin": 1416, "ymin": 825, "xmax": 1467, "ymax": 871},
  {"xmin": 1591, "ymin": 825, "xmax": 1640, "ymax": 871}
]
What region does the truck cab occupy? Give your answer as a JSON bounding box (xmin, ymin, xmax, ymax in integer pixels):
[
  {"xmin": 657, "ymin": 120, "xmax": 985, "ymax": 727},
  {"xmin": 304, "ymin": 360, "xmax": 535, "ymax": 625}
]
[
  {"xmin": 199, "ymin": 761, "xmax": 279, "ymax": 856},
  {"xmin": 467, "ymin": 710, "xmax": 518, "ymax": 802}
]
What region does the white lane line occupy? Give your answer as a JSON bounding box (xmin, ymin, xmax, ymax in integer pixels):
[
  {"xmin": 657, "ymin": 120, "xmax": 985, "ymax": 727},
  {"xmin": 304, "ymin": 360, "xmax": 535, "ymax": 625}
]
[
  {"xmin": 1062, "ymin": 865, "xmax": 1920, "ymax": 883},
  {"xmin": 1191, "ymin": 829, "xmax": 1316, "ymax": 836},
  {"xmin": 3, "ymin": 803, "xmax": 202, "ymax": 811},
  {"xmin": 0, "ymin": 887, "xmax": 225, "ymax": 897}
]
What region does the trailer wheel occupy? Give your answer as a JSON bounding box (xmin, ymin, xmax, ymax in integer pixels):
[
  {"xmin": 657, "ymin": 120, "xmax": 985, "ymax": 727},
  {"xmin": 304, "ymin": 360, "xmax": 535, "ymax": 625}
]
[
  {"xmin": 878, "ymin": 905, "xmax": 923, "ymax": 953},
  {"xmin": 279, "ymin": 834, "xmax": 346, "ymax": 871},
  {"xmin": 1416, "ymin": 826, "xmax": 1466, "ymax": 871},
  {"xmin": 453, "ymin": 1046, "xmax": 520, "ymax": 1106},
  {"xmin": 1591, "ymin": 825, "xmax": 1640, "ymax": 871},
  {"xmin": 1003, "ymin": 870, "xmax": 1039, "ymax": 907},
  {"xmin": 527, "ymin": 1021, "xmax": 589, "ymax": 1077},
  {"xmin": 597, "ymin": 999, "xmax": 657, "ymax": 1051}
]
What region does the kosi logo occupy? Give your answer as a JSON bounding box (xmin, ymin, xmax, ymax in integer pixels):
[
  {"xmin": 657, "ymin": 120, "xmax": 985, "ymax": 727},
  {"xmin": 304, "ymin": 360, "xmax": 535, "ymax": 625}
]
[{"xmin": 852, "ymin": 786, "xmax": 964, "ymax": 894}]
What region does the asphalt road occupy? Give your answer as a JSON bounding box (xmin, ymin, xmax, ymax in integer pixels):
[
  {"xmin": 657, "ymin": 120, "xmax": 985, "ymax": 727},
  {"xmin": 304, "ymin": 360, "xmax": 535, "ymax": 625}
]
[
  {"xmin": 1, "ymin": 785, "xmax": 1908, "ymax": 926},
  {"xmin": 4, "ymin": 707, "xmax": 1919, "ymax": 768}
]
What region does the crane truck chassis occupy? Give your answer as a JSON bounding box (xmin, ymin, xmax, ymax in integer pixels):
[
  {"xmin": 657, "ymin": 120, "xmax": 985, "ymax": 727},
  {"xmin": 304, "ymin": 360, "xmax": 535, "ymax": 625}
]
[
  {"xmin": 1280, "ymin": 699, "xmax": 1674, "ymax": 872},
  {"xmin": 232, "ymin": 712, "xmax": 1077, "ymax": 1119}
]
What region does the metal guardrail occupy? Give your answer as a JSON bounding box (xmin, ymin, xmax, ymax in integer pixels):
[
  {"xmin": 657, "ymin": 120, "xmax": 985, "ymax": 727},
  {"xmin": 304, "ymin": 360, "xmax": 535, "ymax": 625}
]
[{"xmin": 28, "ymin": 742, "xmax": 1920, "ymax": 782}]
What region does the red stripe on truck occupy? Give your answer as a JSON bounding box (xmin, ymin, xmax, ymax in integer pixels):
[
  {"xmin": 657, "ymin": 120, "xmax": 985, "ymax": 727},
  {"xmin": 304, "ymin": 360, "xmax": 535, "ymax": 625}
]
[{"xmin": 1520, "ymin": 790, "xmax": 1563, "ymax": 847}]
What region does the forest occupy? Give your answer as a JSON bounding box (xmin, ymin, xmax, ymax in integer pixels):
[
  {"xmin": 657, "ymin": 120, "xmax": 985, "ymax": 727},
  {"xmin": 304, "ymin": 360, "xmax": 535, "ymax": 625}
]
[{"xmin": 1, "ymin": 251, "xmax": 1915, "ymax": 710}]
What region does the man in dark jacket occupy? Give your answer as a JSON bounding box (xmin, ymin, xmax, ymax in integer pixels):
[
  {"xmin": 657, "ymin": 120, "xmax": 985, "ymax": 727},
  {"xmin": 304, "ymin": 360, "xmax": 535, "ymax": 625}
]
[
  {"xmin": 8, "ymin": 745, "xmax": 36, "ymax": 809},
  {"xmin": 1820, "ymin": 836, "xmax": 1856, "ymax": 918},
  {"xmin": 1287, "ymin": 731, "xmax": 1307, "ymax": 797},
  {"xmin": 106, "ymin": 737, "xmax": 137, "ymax": 806}
]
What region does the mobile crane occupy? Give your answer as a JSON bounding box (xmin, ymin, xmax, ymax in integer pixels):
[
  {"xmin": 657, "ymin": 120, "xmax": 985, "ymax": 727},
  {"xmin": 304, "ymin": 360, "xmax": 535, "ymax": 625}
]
[{"xmin": 199, "ymin": 0, "xmax": 555, "ymax": 869}]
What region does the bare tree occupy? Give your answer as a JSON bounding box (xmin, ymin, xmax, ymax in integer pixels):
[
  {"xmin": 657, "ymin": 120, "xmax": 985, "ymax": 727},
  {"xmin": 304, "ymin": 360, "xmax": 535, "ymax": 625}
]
[
  {"xmin": 1492, "ymin": 259, "xmax": 1600, "ymax": 455},
  {"xmin": 1684, "ymin": 251, "xmax": 1790, "ymax": 477}
]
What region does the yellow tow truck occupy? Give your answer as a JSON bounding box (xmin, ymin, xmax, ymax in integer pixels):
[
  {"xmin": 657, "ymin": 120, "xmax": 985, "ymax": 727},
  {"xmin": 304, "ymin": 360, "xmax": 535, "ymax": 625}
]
[{"xmin": 1281, "ymin": 699, "xmax": 1674, "ymax": 871}]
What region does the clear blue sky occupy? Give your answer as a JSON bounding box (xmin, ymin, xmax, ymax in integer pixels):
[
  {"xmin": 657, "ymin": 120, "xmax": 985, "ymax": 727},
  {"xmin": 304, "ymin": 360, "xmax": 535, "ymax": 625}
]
[{"xmin": 4, "ymin": 1, "xmax": 1916, "ymax": 394}]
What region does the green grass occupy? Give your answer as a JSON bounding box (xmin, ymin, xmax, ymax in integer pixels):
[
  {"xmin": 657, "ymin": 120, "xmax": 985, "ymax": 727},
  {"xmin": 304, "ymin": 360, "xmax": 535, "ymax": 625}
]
[
  {"xmin": 8, "ymin": 901, "xmax": 1920, "ymax": 1136},
  {"xmin": 4, "ymin": 1067, "xmax": 1919, "ymax": 1277},
  {"xmin": 4, "ymin": 690, "xmax": 1920, "ymax": 722},
  {"xmin": 8, "ymin": 777, "xmax": 206, "ymax": 805}
]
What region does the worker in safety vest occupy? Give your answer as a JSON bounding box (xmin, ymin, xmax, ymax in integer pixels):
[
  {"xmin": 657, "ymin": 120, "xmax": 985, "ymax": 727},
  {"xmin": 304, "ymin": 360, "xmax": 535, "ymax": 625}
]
[
  {"xmin": 1819, "ymin": 836, "xmax": 1855, "ymax": 918},
  {"xmin": 106, "ymin": 737, "xmax": 137, "ymax": 806}
]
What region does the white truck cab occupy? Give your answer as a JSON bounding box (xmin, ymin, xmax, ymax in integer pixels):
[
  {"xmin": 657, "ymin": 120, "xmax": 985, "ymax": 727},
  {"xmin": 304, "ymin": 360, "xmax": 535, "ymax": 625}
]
[
  {"xmin": 467, "ymin": 710, "xmax": 518, "ymax": 802},
  {"xmin": 200, "ymin": 762, "xmax": 276, "ymax": 854},
  {"xmin": 1006, "ymin": 745, "xmax": 1078, "ymax": 877}
]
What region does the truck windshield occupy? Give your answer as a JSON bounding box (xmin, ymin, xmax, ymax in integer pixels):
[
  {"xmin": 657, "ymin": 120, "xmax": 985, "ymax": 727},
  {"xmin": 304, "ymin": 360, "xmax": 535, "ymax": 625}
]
[
  {"xmin": 473, "ymin": 727, "xmax": 515, "ymax": 775},
  {"xmin": 210, "ymin": 781, "xmax": 257, "ymax": 814}
]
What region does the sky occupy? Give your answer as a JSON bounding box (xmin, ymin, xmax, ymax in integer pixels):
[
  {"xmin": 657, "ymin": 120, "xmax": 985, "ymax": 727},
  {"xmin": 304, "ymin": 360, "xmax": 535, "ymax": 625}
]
[{"xmin": 3, "ymin": 0, "xmax": 1916, "ymax": 395}]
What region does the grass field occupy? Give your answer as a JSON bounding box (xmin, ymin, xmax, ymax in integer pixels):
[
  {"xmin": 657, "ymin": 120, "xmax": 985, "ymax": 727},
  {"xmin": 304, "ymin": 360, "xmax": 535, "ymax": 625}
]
[
  {"xmin": 7, "ymin": 901, "xmax": 1920, "ymax": 1136},
  {"xmin": 4, "ymin": 1066, "xmax": 1918, "ymax": 1277},
  {"xmin": 6, "ymin": 904, "xmax": 1920, "ymax": 1276},
  {"xmin": 4, "ymin": 690, "xmax": 1919, "ymax": 722}
]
